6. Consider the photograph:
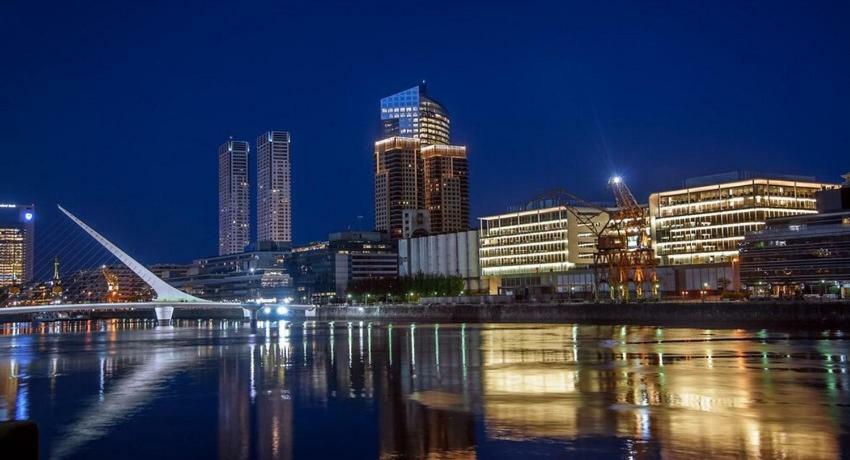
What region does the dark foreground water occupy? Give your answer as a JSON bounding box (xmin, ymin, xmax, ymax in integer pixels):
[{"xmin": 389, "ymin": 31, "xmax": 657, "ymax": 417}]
[{"xmin": 1, "ymin": 320, "xmax": 849, "ymax": 459}]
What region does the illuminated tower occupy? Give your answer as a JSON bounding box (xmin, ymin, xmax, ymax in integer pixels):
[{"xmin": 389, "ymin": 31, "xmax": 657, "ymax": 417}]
[
  {"xmin": 0, "ymin": 204, "xmax": 34, "ymax": 286},
  {"xmin": 380, "ymin": 82, "xmax": 450, "ymax": 146},
  {"xmin": 256, "ymin": 131, "xmax": 292, "ymax": 246},
  {"xmin": 218, "ymin": 139, "xmax": 250, "ymax": 255},
  {"xmin": 421, "ymin": 145, "xmax": 469, "ymax": 233},
  {"xmin": 374, "ymin": 138, "xmax": 423, "ymax": 239}
]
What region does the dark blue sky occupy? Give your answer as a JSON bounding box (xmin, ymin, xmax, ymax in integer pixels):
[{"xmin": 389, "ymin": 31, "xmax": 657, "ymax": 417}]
[{"xmin": 2, "ymin": 0, "xmax": 849, "ymax": 266}]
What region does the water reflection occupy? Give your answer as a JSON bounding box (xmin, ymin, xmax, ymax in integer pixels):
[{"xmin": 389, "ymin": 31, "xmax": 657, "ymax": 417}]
[{"xmin": 0, "ymin": 320, "xmax": 848, "ymax": 459}]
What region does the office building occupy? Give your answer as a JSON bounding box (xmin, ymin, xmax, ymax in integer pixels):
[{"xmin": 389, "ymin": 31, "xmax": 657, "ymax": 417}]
[
  {"xmin": 257, "ymin": 131, "xmax": 292, "ymax": 245},
  {"xmin": 0, "ymin": 203, "xmax": 34, "ymax": 287},
  {"xmin": 375, "ymin": 137, "xmax": 423, "ymax": 239},
  {"xmin": 64, "ymin": 265, "xmax": 153, "ymax": 303},
  {"xmin": 375, "ymin": 84, "xmax": 470, "ymax": 239},
  {"xmin": 290, "ymin": 231, "xmax": 397, "ymax": 303},
  {"xmin": 649, "ymin": 172, "xmax": 838, "ymax": 265},
  {"xmin": 421, "ymin": 145, "xmax": 469, "ymax": 234},
  {"xmin": 740, "ymin": 173, "xmax": 850, "ymax": 298},
  {"xmin": 219, "ymin": 139, "xmax": 251, "ymax": 256},
  {"xmin": 478, "ymin": 203, "xmax": 610, "ymax": 295},
  {"xmin": 398, "ymin": 230, "xmax": 485, "ymax": 292},
  {"xmin": 162, "ymin": 250, "xmax": 293, "ymax": 302},
  {"xmin": 380, "ymin": 82, "xmax": 450, "ymax": 145}
]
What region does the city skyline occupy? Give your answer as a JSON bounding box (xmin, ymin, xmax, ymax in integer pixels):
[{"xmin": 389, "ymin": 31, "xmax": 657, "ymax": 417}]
[{"xmin": 2, "ymin": 1, "xmax": 849, "ymax": 265}]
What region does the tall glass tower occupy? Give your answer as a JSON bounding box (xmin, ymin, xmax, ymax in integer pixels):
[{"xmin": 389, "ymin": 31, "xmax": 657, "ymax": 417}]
[
  {"xmin": 380, "ymin": 82, "xmax": 450, "ymax": 145},
  {"xmin": 218, "ymin": 139, "xmax": 250, "ymax": 255},
  {"xmin": 257, "ymin": 131, "xmax": 292, "ymax": 246}
]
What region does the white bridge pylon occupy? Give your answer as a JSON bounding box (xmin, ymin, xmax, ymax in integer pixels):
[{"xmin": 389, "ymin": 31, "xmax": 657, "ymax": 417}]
[{"xmin": 57, "ymin": 205, "xmax": 207, "ymax": 303}]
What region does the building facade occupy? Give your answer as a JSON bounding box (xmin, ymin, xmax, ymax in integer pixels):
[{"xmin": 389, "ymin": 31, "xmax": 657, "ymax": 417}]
[
  {"xmin": 257, "ymin": 131, "xmax": 292, "ymax": 245},
  {"xmin": 380, "ymin": 83, "xmax": 450, "ymax": 146},
  {"xmin": 375, "ymin": 137, "xmax": 423, "ymax": 239},
  {"xmin": 421, "ymin": 145, "xmax": 469, "ymax": 234},
  {"xmin": 218, "ymin": 139, "xmax": 251, "ymax": 255},
  {"xmin": 649, "ymin": 172, "xmax": 838, "ymax": 265},
  {"xmin": 739, "ymin": 175, "xmax": 850, "ymax": 298},
  {"xmin": 163, "ymin": 250, "xmax": 293, "ymax": 302},
  {"xmin": 478, "ymin": 205, "xmax": 610, "ymax": 295},
  {"xmin": 63, "ymin": 265, "xmax": 153, "ymax": 304},
  {"xmin": 0, "ymin": 203, "xmax": 34, "ymax": 287},
  {"xmin": 398, "ymin": 230, "xmax": 484, "ymax": 292},
  {"xmin": 290, "ymin": 231, "xmax": 397, "ymax": 303}
]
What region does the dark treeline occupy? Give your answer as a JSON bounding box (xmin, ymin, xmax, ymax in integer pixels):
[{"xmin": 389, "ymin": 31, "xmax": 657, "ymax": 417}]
[{"xmin": 347, "ymin": 274, "xmax": 465, "ymax": 301}]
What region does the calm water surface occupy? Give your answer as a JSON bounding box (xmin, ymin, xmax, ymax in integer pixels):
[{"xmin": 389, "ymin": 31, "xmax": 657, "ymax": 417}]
[{"xmin": 0, "ymin": 320, "xmax": 849, "ymax": 459}]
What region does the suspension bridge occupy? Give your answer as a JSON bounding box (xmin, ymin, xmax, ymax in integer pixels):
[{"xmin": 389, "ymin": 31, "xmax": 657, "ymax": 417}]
[{"xmin": 0, "ymin": 205, "xmax": 310, "ymax": 323}]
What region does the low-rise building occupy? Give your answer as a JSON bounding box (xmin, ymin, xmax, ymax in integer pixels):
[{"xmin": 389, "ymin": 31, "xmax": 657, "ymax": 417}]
[
  {"xmin": 398, "ymin": 230, "xmax": 485, "ymax": 292},
  {"xmin": 478, "ymin": 202, "xmax": 611, "ymax": 296},
  {"xmin": 649, "ymin": 172, "xmax": 838, "ymax": 265},
  {"xmin": 163, "ymin": 250, "xmax": 293, "ymax": 302},
  {"xmin": 290, "ymin": 231, "xmax": 397, "ymax": 303},
  {"xmin": 740, "ymin": 174, "xmax": 850, "ymax": 298}
]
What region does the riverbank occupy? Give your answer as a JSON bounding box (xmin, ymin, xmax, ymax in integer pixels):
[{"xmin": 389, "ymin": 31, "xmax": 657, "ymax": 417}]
[{"xmin": 317, "ymin": 301, "xmax": 850, "ymax": 328}]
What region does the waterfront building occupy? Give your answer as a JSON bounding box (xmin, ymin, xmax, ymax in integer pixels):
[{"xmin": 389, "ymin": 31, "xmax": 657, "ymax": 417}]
[
  {"xmin": 0, "ymin": 203, "xmax": 34, "ymax": 287},
  {"xmin": 421, "ymin": 145, "xmax": 469, "ymax": 234},
  {"xmin": 478, "ymin": 203, "xmax": 610, "ymax": 296},
  {"xmin": 380, "ymin": 82, "xmax": 450, "ymax": 145},
  {"xmin": 63, "ymin": 265, "xmax": 153, "ymax": 303},
  {"xmin": 162, "ymin": 250, "xmax": 293, "ymax": 302},
  {"xmin": 740, "ymin": 174, "xmax": 850, "ymax": 298},
  {"xmin": 290, "ymin": 231, "xmax": 397, "ymax": 303},
  {"xmin": 257, "ymin": 131, "xmax": 292, "ymax": 245},
  {"xmin": 218, "ymin": 139, "xmax": 251, "ymax": 255},
  {"xmin": 374, "ymin": 137, "xmax": 423, "ymax": 239},
  {"xmin": 649, "ymin": 172, "xmax": 838, "ymax": 266},
  {"xmin": 398, "ymin": 230, "xmax": 485, "ymax": 292}
]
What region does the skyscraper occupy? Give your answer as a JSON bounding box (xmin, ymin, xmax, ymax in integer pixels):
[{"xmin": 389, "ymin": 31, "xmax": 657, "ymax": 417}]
[
  {"xmin": 421, "ymin": 145, "xmax": 469, "ymax": 234},
  {"xmin": 0, "ymin": 203, "xmax": 34, "ymax": 286},
  {"xmin": 374, "ymin": 137, "xmax": 422, "ymax": 239},
  {"xmin": 375, "ymin": 83, "xmax": 470, "ymax": 238},
  {"xmin": 257, "ymin": 131, "xmax": 292, "ymax": 246},
  {"xmin": 218, "ymin": 139, "xmax": 250, "ymax": 256},
  {"xmin": 380, "ymin": 83, "xmax": 450, "ymax": 146}
]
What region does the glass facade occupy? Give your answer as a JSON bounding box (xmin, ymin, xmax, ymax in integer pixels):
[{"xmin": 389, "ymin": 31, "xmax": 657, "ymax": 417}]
[
  {"xmin": 380, "ymin": 83, "xmax": 450, "ymax": 146},
  {"xmin": 0, "ymin": 204, "xmax": 34, "ymax": 287},
  {"xmin": 649, "ymin": 177, "xmax": 837, "ymax": 265},
  {"xmin": 740, "ymin": 212, "xmax": 850, "ymax": 296}
]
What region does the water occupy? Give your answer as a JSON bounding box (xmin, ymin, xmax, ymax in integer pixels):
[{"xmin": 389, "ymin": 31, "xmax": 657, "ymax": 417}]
[{"xmin": 0, "ymin": 320, "xmax": 849, "ymax": 459}]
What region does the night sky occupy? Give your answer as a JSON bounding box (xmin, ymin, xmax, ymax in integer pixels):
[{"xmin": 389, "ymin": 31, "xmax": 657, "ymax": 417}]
[{"xmin": 2, "ymin": 0, "xmax": 849, "ymax": 268}]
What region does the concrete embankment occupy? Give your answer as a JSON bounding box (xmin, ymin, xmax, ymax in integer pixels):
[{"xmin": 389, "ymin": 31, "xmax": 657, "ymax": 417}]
[{"xmin": 317, "ymin": 301, "xmax": 850, "ymax": 328}]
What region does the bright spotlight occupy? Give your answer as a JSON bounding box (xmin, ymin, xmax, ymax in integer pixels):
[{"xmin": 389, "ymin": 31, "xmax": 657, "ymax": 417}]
[
  {"xmin": 611, "ymin": 176, "xmax": 622, "ymax": 184},
  {"xmin": 276, "ymin": 307, "xmax": 288, "ymax": 315},
  {"xmin": 263, "ymin": 307, "xmax": 272, "ymax": 314}
]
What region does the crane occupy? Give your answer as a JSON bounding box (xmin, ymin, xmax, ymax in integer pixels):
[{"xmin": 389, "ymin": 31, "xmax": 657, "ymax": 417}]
[{"xmin": 531, "ymin": 176, "xmax": 658, "ymax": 301}]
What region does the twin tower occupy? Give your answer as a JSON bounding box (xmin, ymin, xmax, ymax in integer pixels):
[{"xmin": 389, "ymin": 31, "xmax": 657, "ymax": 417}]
[
  {"xmin": 218, "ymin": 83, "xmax": 468, "ymax": 256},
  {"xmin": 375, "ymin": 83, "xmax": 470, "ymax": 239},
  {"xmin": 218, "ymin": 131, "xmax": 291, "ymax": 255}
]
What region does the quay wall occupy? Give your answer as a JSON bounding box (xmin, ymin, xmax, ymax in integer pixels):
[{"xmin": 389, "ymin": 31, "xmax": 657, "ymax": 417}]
[{"xmin": 317, "ymin": 301, "xmax": 850, "ymax": 328}]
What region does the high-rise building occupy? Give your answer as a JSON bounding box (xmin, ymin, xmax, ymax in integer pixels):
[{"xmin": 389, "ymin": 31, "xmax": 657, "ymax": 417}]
[
  {"xmin": 649, "ymin": 172, "xmax": 839, "ymax": 265},
  {"xmin": 218, "ymin": 139, "xmax": 250, "ymax": 256},
  {"xmin": 375, "ymin": 83, "xmax": 470, "ymax": 239},
  {"xmin": 0, "ymin": 204, "xmax": 34, "ymax": 287},
  {"xmin": 257, "ymin": 131, "xmax": 292, "ymax": 246},
  {"xmin": 421, "ymin": 145, "xmax": 469, "ymax": 234},
  {"xmin": 380, "ymin": 82, "xmax": 450, "ymax": 146},
  {"xmin": 374, "ymin": 137, "xmax": 423, "ymax": 239}
]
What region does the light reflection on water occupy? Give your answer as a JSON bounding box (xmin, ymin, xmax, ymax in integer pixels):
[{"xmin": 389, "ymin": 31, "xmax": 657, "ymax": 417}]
[{"xmin": 0, "ymin": 320, "xmax": 848, "ymax": 459}]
